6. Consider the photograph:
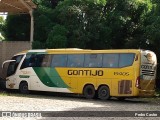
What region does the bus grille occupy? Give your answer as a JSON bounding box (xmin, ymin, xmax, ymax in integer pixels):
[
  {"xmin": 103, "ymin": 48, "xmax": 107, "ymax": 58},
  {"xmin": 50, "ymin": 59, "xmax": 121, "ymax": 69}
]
[
  {"xmin": 118, "ymin": 80, "xmax": 132, "ymax": 94},
  {"xmin": 141, "ymin": 70, "xmax": 155, "ymax": 76}
]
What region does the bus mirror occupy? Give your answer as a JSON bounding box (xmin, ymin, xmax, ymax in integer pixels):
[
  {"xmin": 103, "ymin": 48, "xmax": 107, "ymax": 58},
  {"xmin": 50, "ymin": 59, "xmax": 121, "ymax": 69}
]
[{"xmin": 2, "ymin": 60, "xmax": 16, "ymax": 69}]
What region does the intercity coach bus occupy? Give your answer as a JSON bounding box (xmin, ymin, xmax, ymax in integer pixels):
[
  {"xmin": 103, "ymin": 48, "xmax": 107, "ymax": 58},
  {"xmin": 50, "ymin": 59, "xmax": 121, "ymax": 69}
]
[{"xmin": 2, "ymin": 49, "xmax": 157, "ymax": 100}]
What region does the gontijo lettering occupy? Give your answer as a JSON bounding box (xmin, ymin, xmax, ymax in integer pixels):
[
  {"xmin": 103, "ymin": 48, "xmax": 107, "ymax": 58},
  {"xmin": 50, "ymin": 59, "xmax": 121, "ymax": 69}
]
[{"xmin": 67, "ymin": 70, "xmax": 103, "ymax": 76}]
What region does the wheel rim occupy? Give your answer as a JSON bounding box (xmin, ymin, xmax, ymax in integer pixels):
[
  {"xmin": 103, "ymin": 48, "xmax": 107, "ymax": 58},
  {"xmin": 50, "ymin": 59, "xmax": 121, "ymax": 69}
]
[
  {"xmin": 98, "ymin": 86, "xmax": 110, "ymax": 100},
  {"xmin": 23, "ymin": 85, "xmax": 28, "ymax": 91},
  {"xmin": 101, "ymin": 89, "xmax": 107, "ymax": 97}
]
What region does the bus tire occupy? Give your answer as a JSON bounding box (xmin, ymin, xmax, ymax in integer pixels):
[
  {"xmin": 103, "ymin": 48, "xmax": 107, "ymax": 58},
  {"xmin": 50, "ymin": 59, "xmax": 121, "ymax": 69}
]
[
  {"xmin": 83, "ymin": 85, "xmax": 95, "ymax": 99},
  {"xmin": 19, "ymin": 82, "xmax": 29, "ymax": 94},
  {"xmin": 98, "ymin": 86, "xmax": 110, "ymax": 100}
]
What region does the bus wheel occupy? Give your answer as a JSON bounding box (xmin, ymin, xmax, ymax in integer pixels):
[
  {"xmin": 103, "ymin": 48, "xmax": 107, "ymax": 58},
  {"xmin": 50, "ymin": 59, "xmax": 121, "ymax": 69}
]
[
  {"xmin": 98, "ymin": 86, "xmax": 110, "ymax": 100},
  {"xmin": 19, "ymin": 82, "xmax": 29, "ymax": 94},
  {"xmin": 83, "ymin": 85, "xmax": 95, "ymax": 99}
]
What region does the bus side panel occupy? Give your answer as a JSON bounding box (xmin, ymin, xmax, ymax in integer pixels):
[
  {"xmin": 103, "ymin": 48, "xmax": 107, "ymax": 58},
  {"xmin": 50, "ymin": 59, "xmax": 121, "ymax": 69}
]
[
  {"xmin": 56, "ymin": 68, "xmax": 98, "ymax": 94},
  {"xmin": 77, "ymin": 78, "xmax": 96, "ymax": 94},
  {"xmin": 96, "ymin": 78, "xmax": 111, "ymax": 91},
  {"xmin": 109, "ymin": 68, "xmax": 135, "ymax": 97},
  {"xmin": 19, "ymin": 67, "xmax": 72, "ymax": 93}
]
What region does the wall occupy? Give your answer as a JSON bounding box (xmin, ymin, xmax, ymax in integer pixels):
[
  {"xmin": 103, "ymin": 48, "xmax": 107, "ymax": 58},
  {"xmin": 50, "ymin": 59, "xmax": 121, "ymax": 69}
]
[{"xmin": 0, "ymin": 41, "xmax": 31, "ymax": 77}]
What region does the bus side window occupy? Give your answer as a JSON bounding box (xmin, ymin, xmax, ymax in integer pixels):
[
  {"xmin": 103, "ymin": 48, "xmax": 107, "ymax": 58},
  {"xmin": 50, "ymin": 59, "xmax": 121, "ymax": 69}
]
[
  {"xmin": 20, "ymin": 54, "xmax": 34, "ymax": 69},
  {"xmin": 84, "ymin": 54, "xmax": 102, "ymax": 68},
  {"xmin": 29, "ymin": 56, "xmax": 36, "ymax": 67},
  {"xmin": 41, "ymin": 55, "xmax": 51, "ymax": 67},
  {"xmin": 20, "ymin": 56, "xmax": 27, "ymax": 69},
  {"xmin": 34, "ymin": 54, "xmax": 46, "ymax": 67},
  {"xmin": 119, "ymin": 53, "xmax": 135, "ymax": 67},
  {"xmin": 67, "ymin": 54, "xmax": 84, "ymax": 67},
  {"xmin": 102, "ymin": 54, "xmax": 119, "ymax": 68},
  {"xmin": 51, "ymin": 54, "xmax": 67, "ymax": 67}
]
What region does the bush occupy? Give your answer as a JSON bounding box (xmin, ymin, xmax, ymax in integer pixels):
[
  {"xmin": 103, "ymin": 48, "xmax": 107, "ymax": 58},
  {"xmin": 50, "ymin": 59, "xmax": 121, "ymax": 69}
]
[
  {"xmin": 46, "ymin": 35, "xmax": 67, "ymax": 48},
  {"xmin": 32, "ymin": 41, "xmax": 46, "ymax": 49},
  {"xmin": 46, "ymin": 24, "xmax": 68, "ymax": 48}
]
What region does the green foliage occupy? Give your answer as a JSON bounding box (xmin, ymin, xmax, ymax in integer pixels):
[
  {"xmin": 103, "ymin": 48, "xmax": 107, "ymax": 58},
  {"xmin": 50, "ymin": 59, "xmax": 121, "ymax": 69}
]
[
  {"xmin": 47, "ymin": 35, "xmax": 67, "ymax": 48},
  {"xmin": 46, "ymin": 24, "xmax": 67, "ymax": 48},
  {"xmin": 2, "ymin": 0, "xmax": 152, "ymax": 50},
  {"xmin": 2, "ymin": 0, "xmax": 160, "ymax": 56},
  {"xmin": 0, "ymin": 16, "xmax": 4, "ymax": 30},
  {"xmin": 0, "ymin": 16, "xmax": 5, "ymax": 40},
  {"xmin": 50, "ymin": 24, "xmax": 67, "ymax": 36},
  {"xmin": 32, "ymin": 41, "xmax": 46, "ymax": 49},
  {"xmin": 142, "ymin": 1, "xmax": 160, "ymax": 80},
  {"xmin": 4, "ymin": 14, "xmax": 30, "ymax": 41},
  {"xmin": 34, "ymin": 14, "xmax": 53, "ymax": 42}
]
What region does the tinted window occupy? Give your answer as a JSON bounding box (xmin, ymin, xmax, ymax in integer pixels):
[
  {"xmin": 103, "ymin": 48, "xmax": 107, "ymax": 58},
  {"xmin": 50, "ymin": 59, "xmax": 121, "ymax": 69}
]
[
  {"xmin": 13, "ymin": 55, "xmax": 23, "ymax": 63},
  {"xmin": 20, "ymin": 54, "xmax": 47, "ymax": 69},
  {"xmin": 102, "ymin": 54, "xmax": 119, "ymax": 68},
  {"xmin": 67, "ymin": 54, "xmax": 84, "ymax": 67},
  {"xmin": 35, "ymin": 54, "xmax": 46, "ymax": 67},
  {"xmin": 119, "ymin": 53, "xmax": 135, "ymax": 67},
  {"xmin": 41, "ymin": 55, "xmax": 52, "ymax": 67},
  {"xmin": 84, "ymin": 54, "xmax": 102, "ymax": 67},
  {"xmin": 51, "ymin": 54, "xmax": 67, "ymax": 67},
  {"xmin": 21, "ymin": 54, "xmax": 32, "ymax": 69}
]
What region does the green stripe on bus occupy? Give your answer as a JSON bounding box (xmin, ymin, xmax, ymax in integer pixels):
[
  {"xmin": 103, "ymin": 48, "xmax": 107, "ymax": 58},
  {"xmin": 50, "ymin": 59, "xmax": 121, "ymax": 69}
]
[{"xmin": 33, "ymin": 67, "xmax": 69, "ymax": 88}]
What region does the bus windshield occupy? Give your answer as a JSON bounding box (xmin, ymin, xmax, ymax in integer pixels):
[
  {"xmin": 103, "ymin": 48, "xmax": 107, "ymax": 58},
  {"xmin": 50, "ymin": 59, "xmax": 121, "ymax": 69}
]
[{"xmin": 7, "ymin": 55, "xmax": 24, "ymax": 77}]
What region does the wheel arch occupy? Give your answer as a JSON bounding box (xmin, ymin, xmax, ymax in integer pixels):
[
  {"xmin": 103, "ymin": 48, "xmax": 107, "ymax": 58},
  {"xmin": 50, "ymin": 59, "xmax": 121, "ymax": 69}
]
[
  {"xmin": 83, "ymin": 83, "xmax": 95, "ymax": 92},
  {"xmin": 97, "ymin": 84, "xmax": 110, "ymax": 91},
  {"xmin": 82, "ymin": 83, "xmax": 96, "ymax": 99},
  {"xmin": 19, "ymin": 80, "xmax": 29, "ymax": 89}
]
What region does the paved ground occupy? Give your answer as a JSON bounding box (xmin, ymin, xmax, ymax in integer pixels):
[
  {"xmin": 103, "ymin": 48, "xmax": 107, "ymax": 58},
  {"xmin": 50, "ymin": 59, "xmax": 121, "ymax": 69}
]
[{"xmin": 0, "ymin": 91, "xmax": 159, "ymax": 120}]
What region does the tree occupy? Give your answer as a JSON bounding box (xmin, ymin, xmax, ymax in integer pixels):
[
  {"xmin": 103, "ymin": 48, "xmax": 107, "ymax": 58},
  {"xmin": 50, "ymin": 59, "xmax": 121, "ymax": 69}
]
[
  {"xmin": 32, "ymin": 0, "xmax": 58, "ymax": 48},
  {"xmin": 46, "ymin": 24, "xmax": 67, "ymax": 48},
  {"xmin": 0, "ymin": 16, "xmax": 5, "ymax": 40},
  {"xmin": 3, "ymin": 14, "xmax": 30, "ymax": 41},
  {"xmin": 0, "ymin": 16, "xmax": 4, "ymax": 30},
  {"xmin": 143, "ymin": 0, "xmax": 160, "ymax": 81},
  {"xmin": 2, "ymin": 0, "xmax": 158, "ymax": 52}
]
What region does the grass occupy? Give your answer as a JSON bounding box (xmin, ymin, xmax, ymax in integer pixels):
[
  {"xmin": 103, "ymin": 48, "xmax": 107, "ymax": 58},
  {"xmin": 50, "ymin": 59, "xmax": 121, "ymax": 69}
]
[
  {"xmin": 0, "ymin": 90, "xmax": 9, "ymax": 96},
  {"xmin": 0, "ymin": 90, "xmax": 31, "ymax": 97}
]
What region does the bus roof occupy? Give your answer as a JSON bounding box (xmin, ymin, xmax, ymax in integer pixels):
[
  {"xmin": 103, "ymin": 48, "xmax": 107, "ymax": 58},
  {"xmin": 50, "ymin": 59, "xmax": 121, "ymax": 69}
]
[{"xmin": 14, "ymin": 48, "xmax": 144, "ymax": 56}]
